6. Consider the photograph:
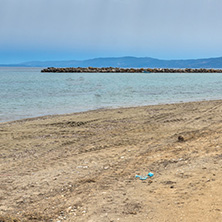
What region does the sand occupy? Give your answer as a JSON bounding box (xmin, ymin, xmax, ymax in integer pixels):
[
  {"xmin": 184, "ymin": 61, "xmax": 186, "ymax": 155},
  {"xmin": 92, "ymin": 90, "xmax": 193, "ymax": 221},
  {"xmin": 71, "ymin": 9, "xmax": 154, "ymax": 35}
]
[{"xmin": 0, "ymin": 100, "xmax": 222, "ymax": 222}]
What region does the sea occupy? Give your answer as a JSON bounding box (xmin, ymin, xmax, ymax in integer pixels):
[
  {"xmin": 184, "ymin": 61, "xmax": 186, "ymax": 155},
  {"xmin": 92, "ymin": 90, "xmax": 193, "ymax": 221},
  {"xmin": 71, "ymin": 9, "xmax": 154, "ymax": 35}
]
[{"xmin": 0, "ymin": 67, "xmax": 222, "ymax": 122}]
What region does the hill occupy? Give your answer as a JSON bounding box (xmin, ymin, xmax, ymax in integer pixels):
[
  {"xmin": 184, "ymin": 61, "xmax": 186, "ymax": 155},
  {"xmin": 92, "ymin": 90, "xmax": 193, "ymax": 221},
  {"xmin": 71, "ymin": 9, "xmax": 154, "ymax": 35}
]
[{"xmin": 1, "ymin": 56, "xmax": 222, "ymax": 68}]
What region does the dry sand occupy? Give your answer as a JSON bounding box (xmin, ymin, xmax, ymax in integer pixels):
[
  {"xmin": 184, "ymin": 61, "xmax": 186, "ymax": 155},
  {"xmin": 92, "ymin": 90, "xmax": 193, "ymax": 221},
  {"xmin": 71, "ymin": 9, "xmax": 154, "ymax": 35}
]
[{"xmin": 0, "ymin": 100, "xmax": 222, "ymax": 222}]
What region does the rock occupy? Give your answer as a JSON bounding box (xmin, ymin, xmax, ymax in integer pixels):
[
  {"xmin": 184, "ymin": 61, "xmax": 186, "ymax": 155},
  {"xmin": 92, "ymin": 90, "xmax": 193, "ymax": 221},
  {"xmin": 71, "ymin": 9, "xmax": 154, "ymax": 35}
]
[
  {"xmin": 178, "ymin": 135, "xmax": 185, "ymax": 142},
  {"xmin": 41, "ymin": 67, "xmax": 222, "ymax": 73}
]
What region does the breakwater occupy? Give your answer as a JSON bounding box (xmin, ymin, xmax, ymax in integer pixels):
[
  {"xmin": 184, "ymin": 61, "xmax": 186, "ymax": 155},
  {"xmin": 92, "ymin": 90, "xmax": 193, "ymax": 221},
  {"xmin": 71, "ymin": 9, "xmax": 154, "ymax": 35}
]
[{"xmin": 41, "ymin": 67, "xmax": 222, "ymax": 73}]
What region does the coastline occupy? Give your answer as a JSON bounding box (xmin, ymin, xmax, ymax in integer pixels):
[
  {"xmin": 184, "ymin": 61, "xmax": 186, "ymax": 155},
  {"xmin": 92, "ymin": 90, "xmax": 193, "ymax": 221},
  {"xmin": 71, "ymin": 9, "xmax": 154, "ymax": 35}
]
[
  {"xmin": 1, "ymin": 98, "xmax": 221, "ymax": 124},
  {"xmin": 1, "ymin": 68, "xmax": 222, "ymax": 124},
  {"xmin": 1, "ymin": 100, "xmax": 222, "ymax": 221}
]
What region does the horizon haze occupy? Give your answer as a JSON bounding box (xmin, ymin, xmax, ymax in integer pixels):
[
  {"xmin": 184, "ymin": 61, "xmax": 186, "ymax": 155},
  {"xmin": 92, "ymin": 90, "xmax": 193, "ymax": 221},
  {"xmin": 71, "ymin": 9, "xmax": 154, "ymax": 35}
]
[
  {"xmin": 1, "ymin": 0, "xmax": 222, "ymax": 63},
  {"xmin": 1, "ymin": 56, "xmax": 222, "ymax": 69}
]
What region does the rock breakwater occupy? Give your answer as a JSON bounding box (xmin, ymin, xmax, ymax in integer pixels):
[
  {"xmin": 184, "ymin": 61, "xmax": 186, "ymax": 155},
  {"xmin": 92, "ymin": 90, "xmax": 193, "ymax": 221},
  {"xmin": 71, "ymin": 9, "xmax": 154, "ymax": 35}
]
[{"xmin": 41, "ymin": 67, "xmax": 222, "ymax": 73}]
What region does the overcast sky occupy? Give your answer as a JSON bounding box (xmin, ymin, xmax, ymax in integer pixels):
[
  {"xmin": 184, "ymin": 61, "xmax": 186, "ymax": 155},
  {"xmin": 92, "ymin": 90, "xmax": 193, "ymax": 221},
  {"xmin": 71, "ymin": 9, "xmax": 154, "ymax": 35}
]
[{"xmin": 1, "ymin": 0, "xmax": 222, "ymax": 63}]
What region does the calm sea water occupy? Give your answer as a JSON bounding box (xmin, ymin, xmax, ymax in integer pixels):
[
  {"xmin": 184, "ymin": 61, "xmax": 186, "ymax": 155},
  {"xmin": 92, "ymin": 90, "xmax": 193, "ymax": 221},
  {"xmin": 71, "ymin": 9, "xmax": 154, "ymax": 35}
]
[{"xmin": 0, "ymin": 67, "xmax": 222, "ymax": 122}]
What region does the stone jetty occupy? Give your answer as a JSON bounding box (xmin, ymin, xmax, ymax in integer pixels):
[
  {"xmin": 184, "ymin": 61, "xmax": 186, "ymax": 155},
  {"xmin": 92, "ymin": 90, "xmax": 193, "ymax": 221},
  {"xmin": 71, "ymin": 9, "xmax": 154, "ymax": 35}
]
[{"xmin": 41, "ymin": 67, "xmax": 222, "ymax": 73}]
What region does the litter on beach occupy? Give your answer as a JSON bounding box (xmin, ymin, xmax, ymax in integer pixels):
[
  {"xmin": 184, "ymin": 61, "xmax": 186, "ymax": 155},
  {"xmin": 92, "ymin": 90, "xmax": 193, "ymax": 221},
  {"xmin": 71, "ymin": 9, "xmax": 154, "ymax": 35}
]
[
  {"xmin": 135, "ymin": 172, "xmax": 154, "ymax": 180},
  {"xmin": 148, "ymin": 172, "xmax": 154, "ymax": 177}
]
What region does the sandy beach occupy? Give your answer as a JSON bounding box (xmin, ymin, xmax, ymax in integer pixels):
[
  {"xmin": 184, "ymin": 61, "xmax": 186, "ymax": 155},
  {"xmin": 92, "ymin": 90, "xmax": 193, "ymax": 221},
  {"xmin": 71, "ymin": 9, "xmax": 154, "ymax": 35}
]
[{"xmin": 0, "ymin": 100, "xmax": 222, "ymax": 222}]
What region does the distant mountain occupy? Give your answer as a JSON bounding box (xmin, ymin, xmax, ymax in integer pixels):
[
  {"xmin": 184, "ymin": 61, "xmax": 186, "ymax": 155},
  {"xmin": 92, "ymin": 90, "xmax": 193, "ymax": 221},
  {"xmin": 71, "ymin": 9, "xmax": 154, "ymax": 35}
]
[{"xmin": 1, "ymin": 56, "xmax": 222, "ymax": 68}]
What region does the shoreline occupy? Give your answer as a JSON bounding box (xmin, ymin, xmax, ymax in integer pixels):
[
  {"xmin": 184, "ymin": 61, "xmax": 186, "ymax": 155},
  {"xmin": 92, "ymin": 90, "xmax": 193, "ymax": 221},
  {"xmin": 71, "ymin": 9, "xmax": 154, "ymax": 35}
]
[
  {"xmin": 1, "ymin": 98, "xmax": 221, "ymax": 124},
  {"xmin": 1, "ymin": 99, "xmax": 222, "ymax": 221}
]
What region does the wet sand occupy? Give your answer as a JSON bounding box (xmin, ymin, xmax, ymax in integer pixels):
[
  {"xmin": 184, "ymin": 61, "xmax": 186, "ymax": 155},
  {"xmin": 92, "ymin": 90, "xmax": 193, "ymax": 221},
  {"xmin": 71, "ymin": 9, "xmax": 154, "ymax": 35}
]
[{"xmin": 0, "ymin": 100, "xmax": 222, "ymax": 221}]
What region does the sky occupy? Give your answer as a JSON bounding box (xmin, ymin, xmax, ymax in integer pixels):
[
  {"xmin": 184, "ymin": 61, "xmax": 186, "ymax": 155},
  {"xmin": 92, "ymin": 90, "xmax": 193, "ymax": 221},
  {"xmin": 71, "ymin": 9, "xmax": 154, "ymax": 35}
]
[{"xmin": 1, "ymin": 0, "xmax": 222, "ymax": 63}]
